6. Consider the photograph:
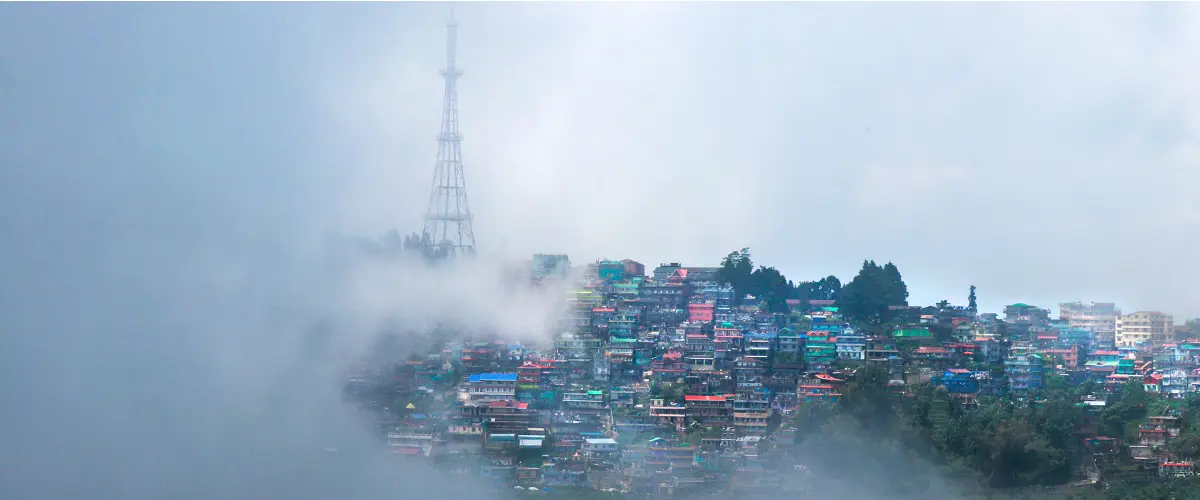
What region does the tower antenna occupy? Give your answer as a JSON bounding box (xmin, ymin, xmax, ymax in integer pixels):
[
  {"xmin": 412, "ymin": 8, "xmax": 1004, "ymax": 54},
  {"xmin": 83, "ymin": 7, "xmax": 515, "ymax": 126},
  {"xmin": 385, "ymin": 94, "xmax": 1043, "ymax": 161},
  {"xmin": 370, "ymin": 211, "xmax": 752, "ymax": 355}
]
[{"xmin": 420, "ymin": 8, "xmax": 476, "ymax": 257}]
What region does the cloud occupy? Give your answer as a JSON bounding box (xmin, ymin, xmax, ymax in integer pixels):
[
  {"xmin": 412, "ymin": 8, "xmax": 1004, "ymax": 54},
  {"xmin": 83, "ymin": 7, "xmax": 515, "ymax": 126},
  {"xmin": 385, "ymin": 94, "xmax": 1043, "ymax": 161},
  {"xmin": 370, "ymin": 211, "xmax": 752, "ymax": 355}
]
[
  {"xmin": 317, "ymin": 2, "xmax": 1199, "ymax": 316},
  {"xmin": 1, "ymin": 1, "xmax": 1199, "ymax": 498}
]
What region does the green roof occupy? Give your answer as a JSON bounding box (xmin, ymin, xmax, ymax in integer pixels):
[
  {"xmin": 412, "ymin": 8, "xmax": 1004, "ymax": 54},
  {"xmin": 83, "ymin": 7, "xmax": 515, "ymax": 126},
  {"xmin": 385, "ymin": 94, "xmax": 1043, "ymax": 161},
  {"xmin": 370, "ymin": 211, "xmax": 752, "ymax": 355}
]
[
  {"xmin": 1009, "ymin": 303, "xmax": 1032, "ymax": 308},
  {"xmin": 588, "ymin": 390, "xmax": 603, "ymax": 396},
  {"xmin": 894, "ymin": 328, "xmax": 932, "ymax": 337}
]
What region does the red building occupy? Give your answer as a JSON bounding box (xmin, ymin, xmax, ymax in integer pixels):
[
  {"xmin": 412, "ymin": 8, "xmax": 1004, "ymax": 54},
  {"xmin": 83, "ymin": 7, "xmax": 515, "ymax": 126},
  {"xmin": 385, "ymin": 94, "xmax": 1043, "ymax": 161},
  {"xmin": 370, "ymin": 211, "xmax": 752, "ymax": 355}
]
[{"xmin": 688, "ymin": 303, "xmax": 715, "ymax": 323}]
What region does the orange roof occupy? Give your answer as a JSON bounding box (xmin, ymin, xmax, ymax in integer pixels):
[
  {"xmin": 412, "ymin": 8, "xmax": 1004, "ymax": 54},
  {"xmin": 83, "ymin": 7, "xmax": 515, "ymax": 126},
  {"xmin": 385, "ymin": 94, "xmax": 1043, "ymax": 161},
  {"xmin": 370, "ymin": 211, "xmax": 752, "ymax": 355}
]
[{"xmin": 684, "ymin": 395, "xmax": 727, "ymax": 402}]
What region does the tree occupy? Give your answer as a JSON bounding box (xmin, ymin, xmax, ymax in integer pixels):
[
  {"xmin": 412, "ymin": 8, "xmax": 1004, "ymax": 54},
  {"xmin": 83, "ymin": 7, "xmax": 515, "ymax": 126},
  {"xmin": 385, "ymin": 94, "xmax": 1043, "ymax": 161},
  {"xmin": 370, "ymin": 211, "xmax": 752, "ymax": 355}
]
[
  {"xmin": 968, "ymin": 285, "xmax": 978, "ymax": 314},
  {"xmin": 717, "ymin": 248, "xmax": 837, "ymax": 313},
  {"xmin": 1183, "ymin": 318, "xmax": 1200, "ymax": 340},
  {"xmin": 795, "ymin": 275, "xmax": 842, "ymax": 302},
  {"xmin": 1102, "ymin": 379, "xmax": 1148, "ymax": 441},
  {"xmin": 881, "ymin": 262, "xmax": 909, "ymax": 306},
  {"xmin": 749, "ymin": 266, "xmax": 792, "ymax": 313},
  {"xmin": 840, "ymin": 260, "xmax": 909, "ymax": 326},
  {"xmin": 718, "ymin": 248, "xmax": 754, "ymax": 302}
]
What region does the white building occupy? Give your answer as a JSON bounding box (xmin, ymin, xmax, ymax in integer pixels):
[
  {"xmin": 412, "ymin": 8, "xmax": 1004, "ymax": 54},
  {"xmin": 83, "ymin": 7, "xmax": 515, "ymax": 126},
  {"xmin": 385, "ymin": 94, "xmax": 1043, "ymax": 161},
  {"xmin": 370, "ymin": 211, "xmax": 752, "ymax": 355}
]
[
  {"xmin": 467, "ymin": 373, "xmax": 517, "ymax": 402},
  {"xmin": 1116, "ymin": 311, "xmax": 1174, "ymax": 348},
  {"xmin": 1060, "ymin": 302, "xmax": 1120, "ymax": 344},
  {"xmin": 582, "ymin": 438, "xmax": 620, "ymax": 459}
]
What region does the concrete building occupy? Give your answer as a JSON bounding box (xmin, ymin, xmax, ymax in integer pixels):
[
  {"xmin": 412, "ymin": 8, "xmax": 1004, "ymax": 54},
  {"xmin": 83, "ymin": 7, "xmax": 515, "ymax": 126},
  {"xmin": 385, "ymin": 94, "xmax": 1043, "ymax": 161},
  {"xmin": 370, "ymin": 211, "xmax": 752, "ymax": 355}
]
[
  {"xmin": 1004, "ymin": 303, "xmax": 1051, "ymax": 326},
  {"xmin": 1060, "ymin": 301, "xmax": 1120, "ymax": 345},
  {"xmin": 1116, "ymin": 311, "xmax": 1174, "ymax": 348},
  {"xmin": 468, "ymin": 373, "xmax": 518, "ymax": 402},
  {"xmin": 532, "ymin": 254, "xmax": 571, "ymax": 279}
]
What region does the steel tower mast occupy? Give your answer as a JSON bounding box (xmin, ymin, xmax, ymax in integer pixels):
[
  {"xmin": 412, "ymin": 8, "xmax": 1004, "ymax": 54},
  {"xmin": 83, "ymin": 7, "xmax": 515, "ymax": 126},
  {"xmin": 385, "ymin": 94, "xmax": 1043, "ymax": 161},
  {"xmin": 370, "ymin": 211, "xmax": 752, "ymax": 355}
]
[{"xmin": 421, "ymin": 8, "xmax": 476, "ymax": 256}]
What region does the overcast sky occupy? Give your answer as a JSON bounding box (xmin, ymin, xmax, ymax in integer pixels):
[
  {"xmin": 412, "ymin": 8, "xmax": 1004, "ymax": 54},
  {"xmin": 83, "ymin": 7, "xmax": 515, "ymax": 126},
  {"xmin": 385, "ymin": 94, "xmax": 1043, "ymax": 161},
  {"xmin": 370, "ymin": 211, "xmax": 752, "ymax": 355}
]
[
  {"xmin": 4, "ymin": 2, "xmax": 1197, "ymax": 317},
  {"xmin": 2, "ymin": 2, "xmax": 1198, "ymax": 498}
]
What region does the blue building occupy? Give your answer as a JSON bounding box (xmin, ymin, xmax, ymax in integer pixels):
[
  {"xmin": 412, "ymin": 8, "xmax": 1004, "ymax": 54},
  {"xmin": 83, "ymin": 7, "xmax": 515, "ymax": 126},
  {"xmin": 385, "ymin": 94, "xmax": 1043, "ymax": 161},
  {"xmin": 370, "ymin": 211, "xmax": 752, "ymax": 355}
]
[{"xmin": 935, "ymin": 368, "xmax": 982, "ymax": 394}]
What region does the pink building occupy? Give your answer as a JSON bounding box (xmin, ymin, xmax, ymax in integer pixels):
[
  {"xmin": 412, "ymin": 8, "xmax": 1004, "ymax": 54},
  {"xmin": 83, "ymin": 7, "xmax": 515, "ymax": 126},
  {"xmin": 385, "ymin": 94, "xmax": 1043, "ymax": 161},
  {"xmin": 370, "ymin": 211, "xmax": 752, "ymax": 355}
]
[{"xmin": 688, "ymin": 303, "xmax": 714, "ymax": 323}]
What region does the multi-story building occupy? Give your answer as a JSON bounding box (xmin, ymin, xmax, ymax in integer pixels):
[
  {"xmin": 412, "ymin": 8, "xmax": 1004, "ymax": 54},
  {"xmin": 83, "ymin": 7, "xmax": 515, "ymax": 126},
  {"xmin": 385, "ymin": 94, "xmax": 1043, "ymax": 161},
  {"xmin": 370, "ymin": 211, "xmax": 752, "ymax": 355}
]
[
  {"xmin": 621, "ymin": 259, "xmax": 645, "ymax": 278},
  {"xmin": 688, "ymin": 302, "xmax": 715, "ymax": 323},
  {"xmin": 1005, "ymin": 303, "xmax": 1052, "ymax": 325},
  {"xmin": 597, "ymin": 259, "xmax": 626, "ymax": 281},
  {"xmin": 731, "ymin": 389, "xmax": 772, "ymax": 435},
  {"xmin": 481, "ymin": 400, "xmax": 538, "ymax": 437},
  {"xmin": 797, "ymin": 381, "xmax": 841, "ymax": 403},
  {"xmin": 608, "ymin": 311, "xmax": 638, "ymax": 339},
  {"xmin": 685, "ymin": 395, "xmax": 732, "ymax": 427},
  {"xmin": 532, "ymin": 254, "xmax": 571, "ymax": 280},
  {"xmin": 698, "ymin": 284, "xmax": 736, "ymax": 322},
  {"xmin": 744, "ymin": 333, "xmax": 775, "ymax": 362},
  {"xmin": 468, "ymin": 372, "xmax": 518, "ymax": 402},
  {"xmin": 562, "ymin": 390, "xmax": 606, "ymax": 410},
  {"xmin": 935, "ymin": 368, "xmax": 985, "ymax": 394},
  {"xmin": 777, "ymin": 329, "xmax": 804, "ymax": 356},
  {"xmin": 639, "ymin": 277, "xmax": 688, "ymax": 326},
  {"xmin": 836, "ymin": 330, "xmax": 866, "ymax": 361},
  {"xmin": 517, "ymin": 362, "xmax": 551, "ymax": 395},
  {"xmin": 1060, "ymin": 302, "xmax": 1120, "ymax": 345},
  {"xmin": 1116, "ymin": 311, "xmax": 1175, "ymax": 347},
  {"xmin": 1004, "ymin": 353, "xmax": 1045, "ymax": 396},
  {"xmin": 649, "ymin": 398, "xmax": 687, "ymax": 427}
]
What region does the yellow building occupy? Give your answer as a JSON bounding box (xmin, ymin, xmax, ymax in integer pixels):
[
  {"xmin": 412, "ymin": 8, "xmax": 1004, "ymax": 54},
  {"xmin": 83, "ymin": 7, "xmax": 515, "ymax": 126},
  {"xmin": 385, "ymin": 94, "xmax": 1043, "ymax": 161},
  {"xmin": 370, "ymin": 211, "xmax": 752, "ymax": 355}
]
[{"xmin": 1115, "ymin": 311, "xmax": 1174, "ymax": 348}]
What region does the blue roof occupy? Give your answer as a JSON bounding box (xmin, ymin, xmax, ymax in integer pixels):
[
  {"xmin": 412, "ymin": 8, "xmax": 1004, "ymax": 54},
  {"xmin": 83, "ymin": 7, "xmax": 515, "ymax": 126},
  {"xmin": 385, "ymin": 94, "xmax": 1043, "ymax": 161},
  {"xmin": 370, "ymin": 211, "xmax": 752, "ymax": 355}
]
[{"xmin": 468, "ymin": 372, "xmax": 518, "ymax": 382}]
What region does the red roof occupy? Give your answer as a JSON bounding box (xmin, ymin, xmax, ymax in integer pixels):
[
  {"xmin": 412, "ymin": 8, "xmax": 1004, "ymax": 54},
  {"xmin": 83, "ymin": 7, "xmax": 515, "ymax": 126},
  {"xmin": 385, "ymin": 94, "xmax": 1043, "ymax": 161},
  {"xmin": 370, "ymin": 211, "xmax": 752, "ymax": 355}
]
[
  {"xmin": 815, "ymin": 374, "xmax": 844, "ymax": 383},
  {"xmin": 800, "ymin": 384, "xmax": 834, "ymax": 390},
  {"xmin": 915, "ymin": 347, "xmax": 949, "ymax": 354},
  {"xmin": 684, "ymin": 395, "xmax": 727, "ymax": 402}
]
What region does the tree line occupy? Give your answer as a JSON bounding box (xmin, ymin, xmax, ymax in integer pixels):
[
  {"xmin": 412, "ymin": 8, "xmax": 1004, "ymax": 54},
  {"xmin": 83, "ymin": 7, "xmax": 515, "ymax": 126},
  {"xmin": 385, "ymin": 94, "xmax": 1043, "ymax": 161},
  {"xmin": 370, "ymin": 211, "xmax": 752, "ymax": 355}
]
[{"xmin": 716, "ymin": 248, "xmax": 912, "ymax": 325}]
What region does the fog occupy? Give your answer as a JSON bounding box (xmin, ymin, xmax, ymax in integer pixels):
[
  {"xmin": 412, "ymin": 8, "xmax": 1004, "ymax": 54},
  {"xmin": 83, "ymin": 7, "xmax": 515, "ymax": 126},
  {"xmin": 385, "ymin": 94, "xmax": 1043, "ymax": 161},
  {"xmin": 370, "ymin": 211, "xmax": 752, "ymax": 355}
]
[{"xmin": 1, "ymin": 2, "xmax": 1198, "ymax": 499}]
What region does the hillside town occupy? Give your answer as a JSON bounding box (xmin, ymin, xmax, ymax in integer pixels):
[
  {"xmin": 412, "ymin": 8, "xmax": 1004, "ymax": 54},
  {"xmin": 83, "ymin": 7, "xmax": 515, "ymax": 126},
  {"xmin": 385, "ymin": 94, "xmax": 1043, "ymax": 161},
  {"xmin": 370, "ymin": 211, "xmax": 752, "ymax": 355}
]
[{"xmin": 344, "ymin": 253, "xmax": 1200, "ymax": 498}]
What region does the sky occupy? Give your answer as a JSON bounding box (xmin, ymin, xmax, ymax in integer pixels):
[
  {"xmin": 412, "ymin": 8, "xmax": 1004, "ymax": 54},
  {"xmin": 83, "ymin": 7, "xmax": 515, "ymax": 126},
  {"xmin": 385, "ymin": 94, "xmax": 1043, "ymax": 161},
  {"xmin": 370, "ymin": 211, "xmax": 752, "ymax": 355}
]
[
  {"xmin": 0, "ymin": 2, "xmax": 1198, "ymax": 498},
  {"xmin": 4, "ymin": 2, "xmax": 1196, "ymax": 315}
]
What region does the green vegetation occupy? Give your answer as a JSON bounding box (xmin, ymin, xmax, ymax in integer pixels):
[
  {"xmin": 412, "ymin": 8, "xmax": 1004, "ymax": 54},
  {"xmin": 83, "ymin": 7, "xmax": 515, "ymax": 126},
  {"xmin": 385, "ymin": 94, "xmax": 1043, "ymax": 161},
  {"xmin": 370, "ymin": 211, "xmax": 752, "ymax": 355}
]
[
  {"xmin": 716, "ymin": 247, "xmax": 844, "ymax": 314},
  {"xmin": 839, "ymin": 260, "xmax": 910, "ymax": 326},
  {"xmin": 780, "ymin": 365, "xmax": 1200, "ymax": 499}
]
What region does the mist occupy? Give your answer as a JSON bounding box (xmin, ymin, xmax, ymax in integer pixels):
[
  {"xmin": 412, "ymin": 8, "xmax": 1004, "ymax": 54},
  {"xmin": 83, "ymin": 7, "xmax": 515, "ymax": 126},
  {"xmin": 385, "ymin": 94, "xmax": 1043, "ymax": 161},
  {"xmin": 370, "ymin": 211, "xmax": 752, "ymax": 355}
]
[{"xmin": 2, "ymin": 2, "xmax": 1198, "ymax": 499}]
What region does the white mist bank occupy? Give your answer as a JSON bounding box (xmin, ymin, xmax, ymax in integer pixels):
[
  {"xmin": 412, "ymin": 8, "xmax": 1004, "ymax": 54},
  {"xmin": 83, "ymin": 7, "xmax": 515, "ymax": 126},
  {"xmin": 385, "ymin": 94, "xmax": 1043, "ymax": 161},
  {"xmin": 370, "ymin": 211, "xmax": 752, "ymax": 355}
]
[{"xmin": 0, "ymin": 226, "xmax": 568, "ymax": 499}]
